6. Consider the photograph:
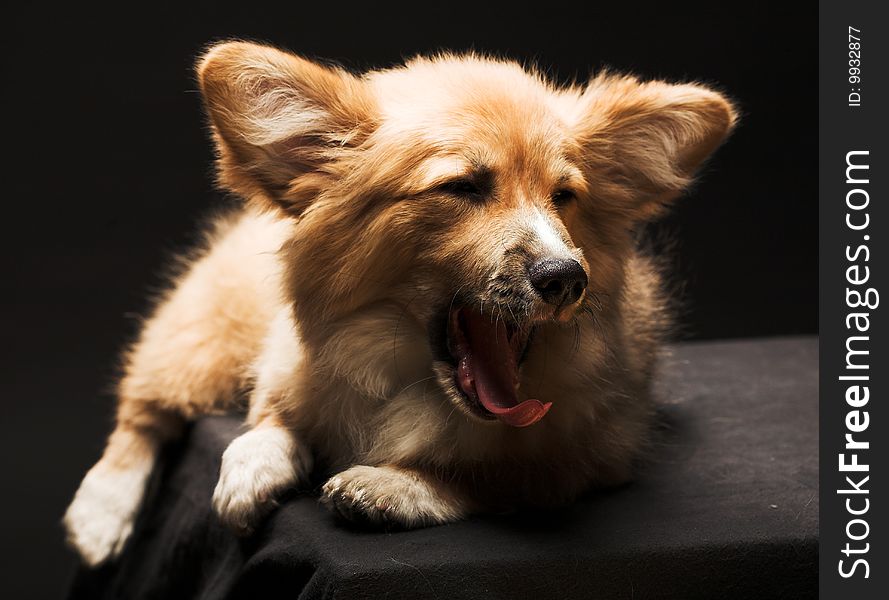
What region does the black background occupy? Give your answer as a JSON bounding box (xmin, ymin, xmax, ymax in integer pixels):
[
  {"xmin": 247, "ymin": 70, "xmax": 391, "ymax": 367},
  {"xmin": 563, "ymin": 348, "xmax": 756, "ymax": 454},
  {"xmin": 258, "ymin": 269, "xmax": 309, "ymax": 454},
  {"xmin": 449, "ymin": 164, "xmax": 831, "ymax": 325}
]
[{"xmin": 2, "ymin": 3, "xmax": 815, "ymax": 598}]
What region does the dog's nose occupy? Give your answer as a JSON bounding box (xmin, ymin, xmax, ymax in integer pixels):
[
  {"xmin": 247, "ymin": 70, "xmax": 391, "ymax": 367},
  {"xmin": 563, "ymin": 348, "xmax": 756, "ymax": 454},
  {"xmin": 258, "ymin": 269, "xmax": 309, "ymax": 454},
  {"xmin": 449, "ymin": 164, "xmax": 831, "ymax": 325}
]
[{"xmin": 528, "ymin": 258, "xmax": 588, "ymax": 307}]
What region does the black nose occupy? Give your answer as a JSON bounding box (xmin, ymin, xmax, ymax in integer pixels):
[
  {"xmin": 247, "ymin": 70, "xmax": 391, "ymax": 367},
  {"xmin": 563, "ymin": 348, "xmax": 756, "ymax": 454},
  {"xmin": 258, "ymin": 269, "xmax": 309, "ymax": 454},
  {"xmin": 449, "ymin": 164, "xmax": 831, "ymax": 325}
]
[{"xmin": 528, "ymin": 258, "xmax": 588, "ymax": 307}]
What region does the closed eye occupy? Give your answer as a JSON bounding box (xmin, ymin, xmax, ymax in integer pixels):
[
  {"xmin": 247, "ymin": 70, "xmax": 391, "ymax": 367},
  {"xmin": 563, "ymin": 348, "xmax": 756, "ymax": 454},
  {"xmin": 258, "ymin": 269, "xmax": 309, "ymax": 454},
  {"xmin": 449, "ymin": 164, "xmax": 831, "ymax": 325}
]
[
  {"xmin": 551, "ymin": 189, "xmax": 576, "ymax": 206},
  {"xmin": 438, "ymin": 177, "xmax": 488, "ymax": 199}
]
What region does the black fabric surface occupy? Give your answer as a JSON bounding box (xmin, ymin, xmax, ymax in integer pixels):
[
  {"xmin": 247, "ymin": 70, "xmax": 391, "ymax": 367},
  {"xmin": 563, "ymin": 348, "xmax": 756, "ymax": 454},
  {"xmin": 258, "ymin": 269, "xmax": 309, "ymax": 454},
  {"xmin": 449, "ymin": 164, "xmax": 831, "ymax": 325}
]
[{"xmin": 67, "ymin": 336, "xmax": 818, "ymax": 599}]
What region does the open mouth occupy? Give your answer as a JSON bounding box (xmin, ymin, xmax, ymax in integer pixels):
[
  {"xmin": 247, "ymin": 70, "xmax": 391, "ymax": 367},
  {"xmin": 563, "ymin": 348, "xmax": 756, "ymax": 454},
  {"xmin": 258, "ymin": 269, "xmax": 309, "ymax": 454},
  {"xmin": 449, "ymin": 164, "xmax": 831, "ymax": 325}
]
[{"xmin": 442, "ymin": 306, "xmax": 552, "ymax": 427}]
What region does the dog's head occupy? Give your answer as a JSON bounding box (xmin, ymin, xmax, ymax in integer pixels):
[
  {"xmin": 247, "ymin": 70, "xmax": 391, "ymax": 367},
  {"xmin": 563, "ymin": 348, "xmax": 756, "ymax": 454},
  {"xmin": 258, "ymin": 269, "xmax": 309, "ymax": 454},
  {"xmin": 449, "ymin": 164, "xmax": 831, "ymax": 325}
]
[{"xmin": 198, "ymin": 42, "xmax": 736, "ymax": 428}]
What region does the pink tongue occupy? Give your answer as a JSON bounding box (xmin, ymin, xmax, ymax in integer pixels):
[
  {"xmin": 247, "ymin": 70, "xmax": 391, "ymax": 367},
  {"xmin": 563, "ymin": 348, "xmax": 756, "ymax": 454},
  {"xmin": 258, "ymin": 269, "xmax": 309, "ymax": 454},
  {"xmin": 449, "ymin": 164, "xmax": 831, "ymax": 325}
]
[{"xmin": 458, "ymin": 310, "xmax": 552, "ymax": 427}]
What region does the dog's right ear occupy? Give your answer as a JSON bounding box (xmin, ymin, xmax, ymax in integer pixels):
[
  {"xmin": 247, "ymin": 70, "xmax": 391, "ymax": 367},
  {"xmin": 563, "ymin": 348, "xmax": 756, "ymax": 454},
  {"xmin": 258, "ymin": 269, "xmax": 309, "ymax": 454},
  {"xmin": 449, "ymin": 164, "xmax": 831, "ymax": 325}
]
[
  {"xmin": 197, "ymin": 41, "xmax": 376, "ymax": 214},
  {"xmin": 568, "ymin": 74, "xmax": 736, "ymax": 222}
]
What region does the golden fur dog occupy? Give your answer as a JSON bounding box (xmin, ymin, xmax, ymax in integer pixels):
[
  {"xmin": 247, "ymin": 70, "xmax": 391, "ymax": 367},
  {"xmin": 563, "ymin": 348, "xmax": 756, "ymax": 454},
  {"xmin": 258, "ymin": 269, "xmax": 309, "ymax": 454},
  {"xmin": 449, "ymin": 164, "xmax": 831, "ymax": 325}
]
[{"xmin": 64, "ymin": 41, "xmax": 736, "ymax": 566}]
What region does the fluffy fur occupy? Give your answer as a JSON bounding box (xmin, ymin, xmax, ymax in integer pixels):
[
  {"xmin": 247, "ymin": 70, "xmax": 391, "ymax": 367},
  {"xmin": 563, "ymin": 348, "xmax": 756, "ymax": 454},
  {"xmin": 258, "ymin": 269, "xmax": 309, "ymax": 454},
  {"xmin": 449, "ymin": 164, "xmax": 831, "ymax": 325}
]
[{"xmin": 64, "ymin": 41, "xmax": 736, "ymax": 566}]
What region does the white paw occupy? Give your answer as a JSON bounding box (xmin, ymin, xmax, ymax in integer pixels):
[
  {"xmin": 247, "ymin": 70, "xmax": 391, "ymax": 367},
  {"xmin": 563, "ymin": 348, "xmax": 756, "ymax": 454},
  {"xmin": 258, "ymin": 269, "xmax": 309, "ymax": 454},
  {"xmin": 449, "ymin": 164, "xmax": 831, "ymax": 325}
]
[
  {"xmin": 64, "ymin": 465, "xmax": 151, "ymax": 567},
  {"xmin": 212, "ymin": 427, "xmax": 309, "ymax": 535},
  {"xmin": 321, "ymin": 465, "xmax": 464, "ymax": 528}
]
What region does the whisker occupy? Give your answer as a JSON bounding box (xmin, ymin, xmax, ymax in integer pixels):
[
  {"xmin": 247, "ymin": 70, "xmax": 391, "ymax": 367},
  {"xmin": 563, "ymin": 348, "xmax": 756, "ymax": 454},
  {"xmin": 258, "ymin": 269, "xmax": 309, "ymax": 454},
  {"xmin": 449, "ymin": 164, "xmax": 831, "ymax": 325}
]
[
  {"xmin": 448, "ymin": 284, "xmax": 468, "ymax": 316},
  {"xmin": 571, "ymin": 319, "xmax": 581, "ymax": 354},
  {"xmin": 393, "ymin": 376, "xmax": 437, "ymax": 398},
  {"xmin": 504, "ymin": 302, "xmax": 518, "ymax": 325},
  {"xmin": 392, "ymin": 287, "xmax": 424, "ymax": 389}
]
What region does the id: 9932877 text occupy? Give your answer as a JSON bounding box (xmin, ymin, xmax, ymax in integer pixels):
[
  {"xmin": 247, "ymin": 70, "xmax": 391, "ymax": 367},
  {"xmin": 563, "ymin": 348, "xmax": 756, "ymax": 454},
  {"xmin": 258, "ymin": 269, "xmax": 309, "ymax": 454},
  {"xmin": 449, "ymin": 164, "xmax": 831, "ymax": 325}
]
[{"xmin": 848, "ymin": 26, "xmax": 861, "ymax": 107}]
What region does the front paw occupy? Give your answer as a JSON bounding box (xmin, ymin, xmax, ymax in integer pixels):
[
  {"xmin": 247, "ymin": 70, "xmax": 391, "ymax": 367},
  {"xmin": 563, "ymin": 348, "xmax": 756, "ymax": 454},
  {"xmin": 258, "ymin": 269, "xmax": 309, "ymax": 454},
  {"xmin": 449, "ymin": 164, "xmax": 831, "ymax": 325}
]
[
  {"xmin": 321, "ymin": 465, "xmax": 466, "ymax": 529},
  {"xmin": 212, "ymin": 426, "xmax": 309, "ymax": 535}
]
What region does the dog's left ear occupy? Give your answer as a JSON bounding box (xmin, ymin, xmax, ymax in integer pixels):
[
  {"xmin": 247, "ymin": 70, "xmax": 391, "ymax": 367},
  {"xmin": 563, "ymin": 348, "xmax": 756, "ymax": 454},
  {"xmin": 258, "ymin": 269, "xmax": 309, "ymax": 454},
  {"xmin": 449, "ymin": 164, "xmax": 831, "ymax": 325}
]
[
  {"xmin": 197, "ymin": 41, "xmax": 376, "ymax": 214},
  {"xmin": 572, "ymin": 75, "xmax": 737, "ymax": 220}
]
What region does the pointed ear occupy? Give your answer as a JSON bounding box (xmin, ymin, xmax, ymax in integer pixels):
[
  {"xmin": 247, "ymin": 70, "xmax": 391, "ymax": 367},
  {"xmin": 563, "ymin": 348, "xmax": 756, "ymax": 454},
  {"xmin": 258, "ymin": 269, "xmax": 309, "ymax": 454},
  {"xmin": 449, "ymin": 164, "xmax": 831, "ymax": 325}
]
[
  {"xmin": 572, "ymin": 74, "xmax": 737, "ymax": 220},
  {"xmin": 197, "ymin": 41, "xmax": 376, "ymax": 213}
]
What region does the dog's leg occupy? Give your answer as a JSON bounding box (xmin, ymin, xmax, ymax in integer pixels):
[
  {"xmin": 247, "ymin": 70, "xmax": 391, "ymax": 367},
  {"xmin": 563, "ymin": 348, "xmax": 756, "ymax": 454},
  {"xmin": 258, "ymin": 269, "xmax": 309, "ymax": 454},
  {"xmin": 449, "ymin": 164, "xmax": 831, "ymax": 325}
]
[
  {"xmin": 64, "ymin": 210, "xmax": 289, "ymax": 566},
  {"xmin": 321, "ymin": 465, "xmax": 470, "ymax": 528},
  {"xmin": 63, "ymin": 421, "xmax": 172, "ymax": 567},
  {"xmin": 211, "ymin": 309, "xmax": 313, "ymax": 535},
  {"xmin": 212, "ymin": 415, "xmax": 311, "ymax": 535}
]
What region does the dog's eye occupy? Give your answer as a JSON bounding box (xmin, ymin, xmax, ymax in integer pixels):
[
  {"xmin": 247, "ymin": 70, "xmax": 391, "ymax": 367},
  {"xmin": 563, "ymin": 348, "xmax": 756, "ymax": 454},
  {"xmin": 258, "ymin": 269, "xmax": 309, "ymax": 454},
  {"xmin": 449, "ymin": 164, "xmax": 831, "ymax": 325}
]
[
  {"xmin": 551, "ymin": 189, "xmax": 577, "ymax": 206},
  {"xmin": 439, "ymin": 178, "xmax": 483, "ymax": 198}
]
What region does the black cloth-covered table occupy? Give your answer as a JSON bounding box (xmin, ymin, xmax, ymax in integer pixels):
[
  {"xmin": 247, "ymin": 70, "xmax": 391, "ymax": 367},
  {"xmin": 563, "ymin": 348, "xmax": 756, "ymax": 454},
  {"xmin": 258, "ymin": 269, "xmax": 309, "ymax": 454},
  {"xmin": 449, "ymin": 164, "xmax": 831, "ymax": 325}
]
[{"xmin": 68, "ymin": 336, "xmax": 818, "ymax": 599}]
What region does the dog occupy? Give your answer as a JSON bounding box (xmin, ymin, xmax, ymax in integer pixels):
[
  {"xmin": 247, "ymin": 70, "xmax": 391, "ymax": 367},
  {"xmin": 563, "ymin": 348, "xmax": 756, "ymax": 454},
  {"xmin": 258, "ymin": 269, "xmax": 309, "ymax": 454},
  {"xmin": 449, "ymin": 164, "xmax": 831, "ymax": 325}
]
[{"xmin": 64, "ymin": 41, "xmax": 736, "ymax": 566}]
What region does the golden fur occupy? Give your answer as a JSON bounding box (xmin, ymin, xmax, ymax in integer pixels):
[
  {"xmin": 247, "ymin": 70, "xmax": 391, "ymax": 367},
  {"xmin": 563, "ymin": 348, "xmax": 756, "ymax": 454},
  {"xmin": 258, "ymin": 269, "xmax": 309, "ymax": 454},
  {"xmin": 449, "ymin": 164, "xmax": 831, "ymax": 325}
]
[{"xmin": 64, "ymin": 41, "xmax": 736, "ymax": 566}]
